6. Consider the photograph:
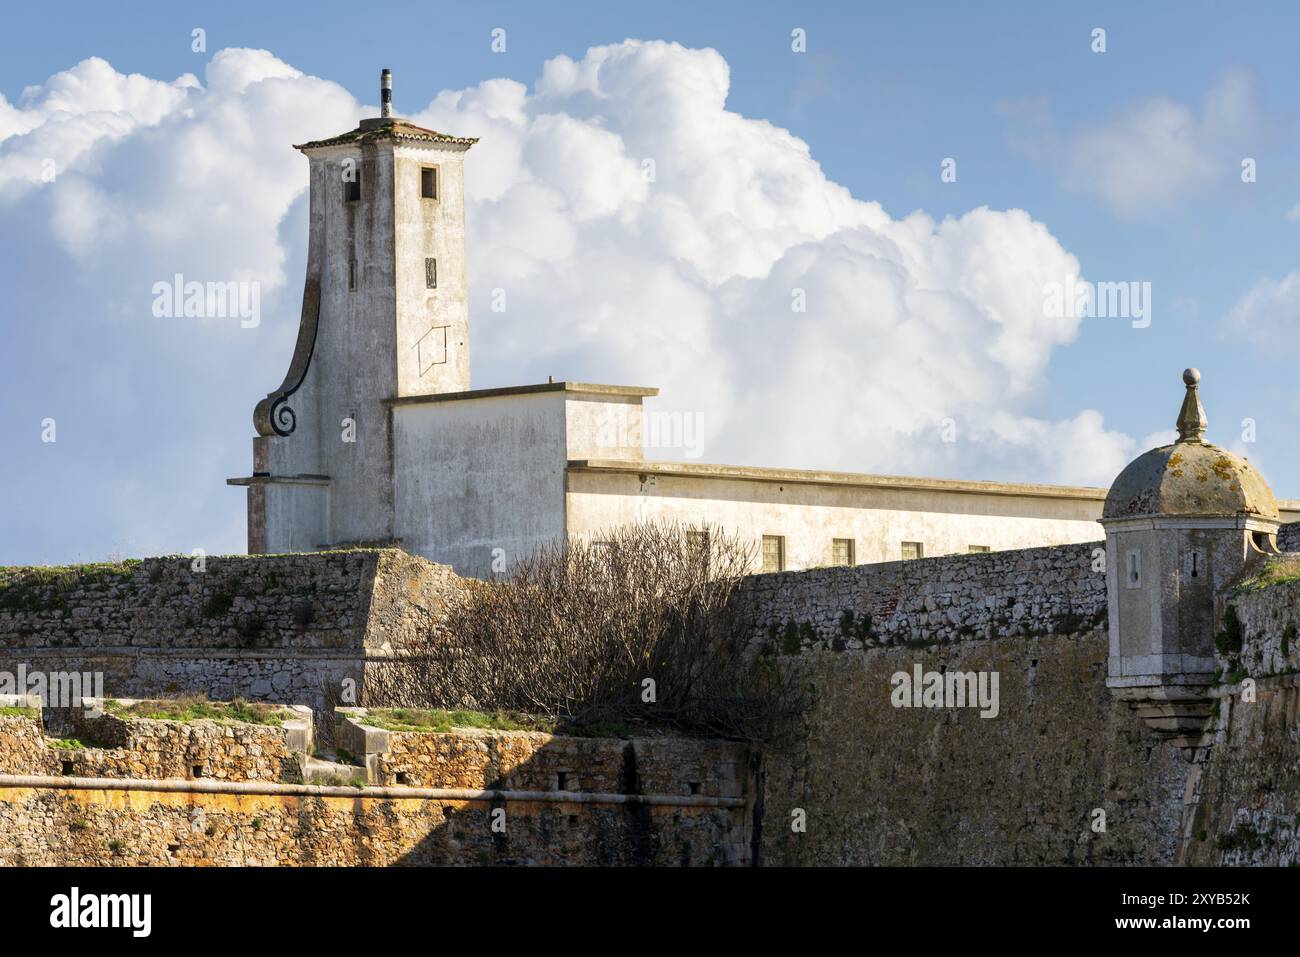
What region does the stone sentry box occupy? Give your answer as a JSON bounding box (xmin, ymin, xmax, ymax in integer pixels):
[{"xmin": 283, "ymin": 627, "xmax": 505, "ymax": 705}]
[{"xmin": 1101, "ymin": 369, "xmax": 1280, "ymax": 742}]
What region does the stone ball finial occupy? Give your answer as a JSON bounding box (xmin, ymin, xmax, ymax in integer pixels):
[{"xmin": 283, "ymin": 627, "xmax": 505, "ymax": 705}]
[{"xmin": 1176, "ymin": 367, "xmax": 1207, "ymax": 443}]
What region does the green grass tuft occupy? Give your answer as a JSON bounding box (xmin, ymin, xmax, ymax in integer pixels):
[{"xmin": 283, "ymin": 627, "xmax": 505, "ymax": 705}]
[{"xmin": 105, "ymin": 695, "xmax": 295, "ymax": 727}]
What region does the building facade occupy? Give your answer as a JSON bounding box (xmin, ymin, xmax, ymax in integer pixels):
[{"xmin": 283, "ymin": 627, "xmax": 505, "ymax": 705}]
[{"xmin": 229, "ymin": 73, "xmax": 1297, "ymax": 578}]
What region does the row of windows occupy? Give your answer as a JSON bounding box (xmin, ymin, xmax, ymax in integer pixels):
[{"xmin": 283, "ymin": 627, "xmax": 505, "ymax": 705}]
[
  {"xmin": 758, "ymin": 536, "xmax": 991, "ymax": 573},
  {"xmin": 342, "ymin": 167, "xmax": 439, "ymax": 203},
  {"xmin": 590, "ymin": 534, "xmax": 992, "ymax": 573}
]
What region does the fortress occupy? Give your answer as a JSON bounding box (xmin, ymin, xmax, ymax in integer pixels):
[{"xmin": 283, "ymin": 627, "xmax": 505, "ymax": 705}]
[{"xmin": 0, "ymin": 72, "xmax": 1297, "ymax": 867}]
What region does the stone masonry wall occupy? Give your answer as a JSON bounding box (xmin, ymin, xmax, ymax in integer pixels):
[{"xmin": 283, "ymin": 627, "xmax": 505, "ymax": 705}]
[
  {"xmin": 0, "ymin": 713, "xmax": 58, "ymax": 776},
  {"xmin": 0, "ymin": 785, "xmax": 746, "ymax": 866},
  {"xmin": 364, "ymin": 725, "xmax": 627, "ymax": 791},
  {"xmin": 756, "ymin": 547, "xmax": 1300, "ymax": 867},
  {"xmin": 1215, "ymin": 574, "xmax": 1300, "ymax": 680},
  {"xmin": 1182, "ymin": 679, "xmax": 1300, "ymax": 866},
  {"xmin": 742, "ymin": 541, "xmax": 1107, "ymax": 652},
  {"xmin": 3, "ymin": 539, "xmax": 1296, "ymax": 867},
  {"xmin": 0, "ymin": 702, "xmax": 310, "ymax": 783},
  {"xmin": 760, "ymin": 632, "xmax": 1189, "ymax": 866},
  {"xmin": 0, "ymin": 708, "xmax": 752, "ymax": 866},
  {"xmin": 0, "ymin": 550, "xmax": 462, "ymax": 728},
  {"xmin": 58, "ymin": 706, "xmax": 310, "ymax": 783},
  {"xmin": 1178, "ymin": 573, "xmax": 1300, "ymax": 865},
  {"xmin": 340, "ymin": 716, "xmax": 750, "ymax": 800}
]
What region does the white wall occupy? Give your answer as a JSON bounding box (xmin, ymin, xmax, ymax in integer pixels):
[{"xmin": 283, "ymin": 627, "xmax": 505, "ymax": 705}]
[
  {"xmin": 565, "ymin": 468, "xmax": 1106, "ymax": 572},
  {"xmin": 392, "ymin": 392, "xmax": 569, "ymax": 576}
]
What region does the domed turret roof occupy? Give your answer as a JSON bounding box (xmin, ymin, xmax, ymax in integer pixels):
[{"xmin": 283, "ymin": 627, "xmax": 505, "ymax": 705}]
[{"xmin": 1102, "ymin": 369, "xmax": 1279, "ymax": 521}]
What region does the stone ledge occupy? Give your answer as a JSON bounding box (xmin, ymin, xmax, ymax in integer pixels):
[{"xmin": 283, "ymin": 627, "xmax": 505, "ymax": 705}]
[{"xmin": 0, "ymin": 774, "xmax": 747, "ymax": 807}]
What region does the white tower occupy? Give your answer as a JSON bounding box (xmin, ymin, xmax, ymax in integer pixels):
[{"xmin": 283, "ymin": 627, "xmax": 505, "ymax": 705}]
[{"xmin": 229, "ymin": 69, "xmax": 478, "ymax": 553}]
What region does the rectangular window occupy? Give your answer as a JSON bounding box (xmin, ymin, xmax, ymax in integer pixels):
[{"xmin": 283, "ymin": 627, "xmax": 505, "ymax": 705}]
[
  {"xmin": 348, "ymin": 259, "xmax": 357, "ymax": 290},
  {"xmin": 686, "ymin": 529, "xmax": 709, "ymax": 551},
  {"xmin": 901, "ymin": 541, "xmax": 924, "ymax": 561},
  {"xmin": 761, "ymin": 535, "xmax": 785, "ymax": 573},
  {"xmin": 832, "ymin": 538, "xmax": 854, "ymax": 566},
  {"xmin": 421, "ymin": 167, "xmax": 438, "ymax": 199},
  {"xmin": 345, "ymin": 170, "xmax": 361, "ymax": 202},
  {"xmin": 425, "ymin": 257, "xmax": 437, "ymax": 289},
  {"xmin": 968, "ymin": 545, "xmax": 991, "ymax": 553}
]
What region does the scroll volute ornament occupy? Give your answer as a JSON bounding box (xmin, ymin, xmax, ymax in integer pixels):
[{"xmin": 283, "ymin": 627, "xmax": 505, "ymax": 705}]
[{"xmin": 254, "ymin": 276, "xmax": 321, "ymax": 437}]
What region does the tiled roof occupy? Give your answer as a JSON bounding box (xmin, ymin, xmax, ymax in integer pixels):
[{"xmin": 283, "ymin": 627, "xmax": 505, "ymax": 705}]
[{"xmin": 295, "ymin": 119, "xmax": 477, "ymax": 151}]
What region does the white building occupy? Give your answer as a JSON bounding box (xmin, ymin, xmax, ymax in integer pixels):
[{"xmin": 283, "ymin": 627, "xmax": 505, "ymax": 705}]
[{"xmin": 229, "ymin": 73, "xmax": 1298, "ymax": 578}]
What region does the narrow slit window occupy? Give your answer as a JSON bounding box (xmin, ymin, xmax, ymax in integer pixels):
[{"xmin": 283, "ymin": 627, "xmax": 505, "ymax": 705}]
[
  {"xmin": 349, "ymin": 259, "xmax": 357, "ymax": 290},
  {"xmin": 425, "ymin": 257, "xmax": 437, "ymax": 289},
  {"xmin": 421, "ymin": 167, "xmax": 437, "ymax": 199},
  {"xmin": 345, "ymin": 169, "xmax": 361, "ymax": 203},
  {"xmin": 1126, "ymin": 549, "xmax": 1141, "ymax": 588}
]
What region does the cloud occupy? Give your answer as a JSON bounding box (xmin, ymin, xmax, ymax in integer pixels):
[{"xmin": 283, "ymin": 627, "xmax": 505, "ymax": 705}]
[
  {"xmin": 0, "ymin": 41, "xmax": 1138, "ymax": 562},
  {"xmin": 1007, "ymin": 72, "xmax": 1265, "ymax": 217},
  {"xmin": 1223, "ymin": 270, "xmax": 1300, "ymax": 352}
]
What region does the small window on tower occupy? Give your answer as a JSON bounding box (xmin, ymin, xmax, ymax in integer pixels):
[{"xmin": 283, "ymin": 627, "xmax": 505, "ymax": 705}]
[
  {"xmin": 425, "ymin": 258, "xmax": 437, "ymax": 289},
  {"xmin": 345, "ymin": 169, "xmax": 361, "ymax": 203},
  {"xmin": 421, "ymin": 167, "xmax": 438, "ymax": 199},
  {"xmin": 1126, "ymin": 549, "xmax": 1141, "ymax": 589},
  {"xmin": 349, "ymin": 259, "xmax": 357, "ymax": 290}
]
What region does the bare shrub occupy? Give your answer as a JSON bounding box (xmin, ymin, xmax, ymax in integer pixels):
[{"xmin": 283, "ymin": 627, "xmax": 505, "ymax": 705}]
[{"xmin": 380, "ymin": 521, "xmax": 800, "ymax": 743}]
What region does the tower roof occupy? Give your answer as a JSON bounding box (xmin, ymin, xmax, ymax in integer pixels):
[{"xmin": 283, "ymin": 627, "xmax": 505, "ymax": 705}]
[
  {"xmin": 295, "ymin": 68, "xmax": 477, "ymax": 152},
  {"xmin": 1102, "ymin": 369, "xmax": 1278, "ymax": 521},
  {"xmin": 295, "ymin": 119, "xmax": 477, "ymax": 152}
]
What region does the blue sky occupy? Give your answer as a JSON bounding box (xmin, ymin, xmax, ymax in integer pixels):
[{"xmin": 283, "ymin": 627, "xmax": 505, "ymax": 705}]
[{"xmin": 3, "ymin": 1, "xmax": 1300, "ymax": 563}]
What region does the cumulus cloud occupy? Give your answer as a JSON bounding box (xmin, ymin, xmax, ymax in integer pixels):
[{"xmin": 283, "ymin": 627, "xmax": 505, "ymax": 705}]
[
  {"xmin": 1224, "ymin": 270, "xmax": 1300, "ymax": 352},
  {"xmin": 414, "ymin": 40, "xmax": 1133, "ymax": 483},
  {"xmin": 1007, "ymin": 72, "xmax": 1265, "ymax": 217},
  {"xmin": 0, "ymin": 41, "xmax": 1138, "ymax": 562}
]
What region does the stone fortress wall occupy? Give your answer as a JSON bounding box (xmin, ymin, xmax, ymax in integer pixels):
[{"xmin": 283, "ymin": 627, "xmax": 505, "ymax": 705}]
[
  {"xmin": 1180, "ymin": 572, "xmax": 1300, "ymax": 865},
  {"xmin": 0, "ymin": 532, "xmax": 1297, "ymax": 865},
  {"xmin": 740, "ymin": 540, "xmax": 1107, "ymax": 651},
  {"xmin": 0, "ymin": 699, "xmax": 753, "ymax": 866},
  {"xmin": 745, "ymin": 537, "xmax": 1300, "ymax": 866},
  {"xmin": 0, "ymin": 549, "xmax": 461, "ymax": 730}
]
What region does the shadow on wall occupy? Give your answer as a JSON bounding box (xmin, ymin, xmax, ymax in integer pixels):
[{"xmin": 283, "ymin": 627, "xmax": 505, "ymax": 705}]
[{"xmin": 331, "ymin": 710, "xmax": 758, "ymax": 867}]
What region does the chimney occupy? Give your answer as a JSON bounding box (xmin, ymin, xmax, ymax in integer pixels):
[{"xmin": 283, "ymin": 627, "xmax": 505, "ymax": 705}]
[{"xmin": 380, "ymin": 68, "xmax": 393, "ymax": 118}]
